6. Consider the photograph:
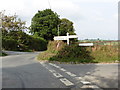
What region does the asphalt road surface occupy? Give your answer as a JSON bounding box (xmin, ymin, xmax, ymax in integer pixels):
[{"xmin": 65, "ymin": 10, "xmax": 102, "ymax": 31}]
[{"xmin": 1, "ymin": 51, "xmax": 119, "ymax": 89}]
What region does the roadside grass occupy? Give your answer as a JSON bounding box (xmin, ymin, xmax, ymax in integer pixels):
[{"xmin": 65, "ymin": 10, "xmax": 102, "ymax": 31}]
[
  {"xmin": 37, "ymin": 41, "xmax": 65, "ymax": 60},
  {"xmin": 49, "ymin": 45, "xmax": 95, "ymax": 63},
  {"xmin": 37, "ymin": 41, "xmax": 119, "ymax": 63},
  {"xmin": 0, "ymin": 52, "xmax": 7, "ymax": 56},
  {"xmin": 89, "ymin": 45, "xmax": 118, "ymax": 63}
]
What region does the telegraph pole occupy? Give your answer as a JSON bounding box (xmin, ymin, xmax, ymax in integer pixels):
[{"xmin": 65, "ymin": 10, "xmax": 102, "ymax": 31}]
[
  {"xmin": 0, "ymin": 12, "xmax": 3, "ymax": 29},
  {"xmin": 58, "ymin": 25, "xmax": 60, "ymax": 36},
  {"xmin": 0, "ymin": 12, "xmax": 2, "ymax": 29},
  {"xmin": 48, "ymin": 0, "xmax": 52, "ymax": 9}
]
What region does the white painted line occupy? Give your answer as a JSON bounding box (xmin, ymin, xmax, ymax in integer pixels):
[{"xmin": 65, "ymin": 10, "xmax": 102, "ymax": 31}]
[
  {"xmin": 75, "ymin": 77, "xmax": 82, "ymax": 80},
  {"xmin": 60, "ymin": 68, "xmax": 66, "ymax": 72},
  {"xmin": 49, "ymin": 63, "xmax": 54, "ymax": 66},
  {"xmin": 40, "ymin": 62, "xmax": 46, "ymax": 67},
  {"xmin": 45, "ymin": 66, "xmax": 49, "ymax": 69},
  {"xmin": 81, "ymin": 81, "xmax": 91, "ymax": 85},
  {"xmin": 54, "ymin": 65, "xmax": 60, "ymax": 68},
  {"xmin": 81, "ymin": 85, "xmax": 100, "ymax": 88},
  {"xmin": 53, "ymin": 73, "xmax": 63, "ymax": 78},
  {"xmin": 86, "ymin": 72, "xmax": 91, "ymax": 75},
  {"xmin": 49, "ymin": 63, "xmax": 61, "ymax": 68},
  {"xmin": 39, "ymin": 61, "xmax": 45, "ymax": 64},
  {"xmin": 48, "ymin": 69, "xmax": 56, "ymax": 73},
  {"xmin": 49, "ymin": 63, "xmax": 56, "ymax": 67},
  {"xmin": 65, "ymin": 72, "xmax": 77, "ymax": 77},
  {"xmin": 60, "ymin": 78, "xmax": 74, "ymax": 86},
  {"xmin": 42, "ymin": 64, "xmax": 46, "ymax": 67}
]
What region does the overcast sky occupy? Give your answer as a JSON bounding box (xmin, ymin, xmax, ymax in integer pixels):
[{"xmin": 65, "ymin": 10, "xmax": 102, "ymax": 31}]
[{"xmin": 0, "ymin": 0, "xmax": 119, "ymax": 40}]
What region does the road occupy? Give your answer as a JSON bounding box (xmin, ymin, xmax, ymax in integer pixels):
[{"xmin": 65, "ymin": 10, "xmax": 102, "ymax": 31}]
[{"xmin": 1, "ymin": 51, "xmax": 119, "ymax": 89}]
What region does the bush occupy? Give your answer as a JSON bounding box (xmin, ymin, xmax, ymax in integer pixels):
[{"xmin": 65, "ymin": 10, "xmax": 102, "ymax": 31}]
[
  {"xmin": 49, "ymin": 44, "xmax": 94, "ymax": 63},
  {"xmin": 2, "ymin": 31, "xmax": 47, "ymax": 51},
  {"xmin": 29, "ymin": 37, "xmax": 47, "ymax": 51},
  {"xmin": 0, "ymin": 52, "xmax": 7, "ymax": 56},
  {"xmin": 2, "ymin": 37, "xmax": 18, "ymax": 51},
  {"xmin": 37, "ymin": 41, "xmax": 66, "ymax": 60},
  {"xmin": 37, "ymin": 41, "xmax": 118, "ymax": 63}
]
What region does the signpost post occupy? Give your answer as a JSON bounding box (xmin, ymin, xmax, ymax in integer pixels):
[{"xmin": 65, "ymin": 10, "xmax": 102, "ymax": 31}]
[
  {"xmin": 54, "ymin": 32, "xmax": 78, "ymax": 45},
  {"xmin": 67, "ymin": 32, "xmax": 69, "ymax": 45}
]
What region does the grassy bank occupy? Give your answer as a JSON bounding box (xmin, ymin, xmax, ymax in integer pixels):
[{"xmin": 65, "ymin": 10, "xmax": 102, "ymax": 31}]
[
  {"xmin": 37, "ymin": 41, "xmax": 65, "ymax": 60},
  {"xmin": 89, "ymin": 45, "xmax": 118, "ymax": 63},
  {"xmin": 0, "ymin": 52, "xmax": 7, "ymax": 56},
  {"xmin": 37, "ymin": 41, "xmax": 118, "ymax": 63}
]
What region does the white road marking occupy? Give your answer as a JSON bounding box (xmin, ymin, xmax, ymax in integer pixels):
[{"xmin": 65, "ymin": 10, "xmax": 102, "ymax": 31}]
[
  {"xmin": 48, "ymin": 69, "xmax": 56, "ymax": 73},
  {"xmin": 39, "ymin": 61, "xmax": 45, "ymax": 64},
  {"xmin": 53, "ymin": 73, "xmax": 63, "ymax": 78},
  {"xmin": 45, "ymin": 66, "xmax": 49, "ymax": 69},
  {"xmin": 49, "ymin": 63, "xmax": 61, "ymax": 68},
  {"xmin": 49, "ymin": 63, "xmax": 54, "ymax": 66},
  {"xmin": 65, "ymin": 72, "xmax": 77, "ymax": 77},
  {"xmin": 81, "ymin": 85, "xmax": 100, "ymax": 88},
  {"xmin": 49, "ymin": 63, "xmax": 56, "ymax": 67},
  {"xmin": 54, "ymin": 65, "xmax": 60, "ymax": 68},
  {"xmin": 60, "ymin": 68, "xmax": 66, "ymax": 72},
  {"xmin": 86, "ymin": 72, "xmax": 91, "ymax": 75},
  {"xmin": 81, "ymin": 81, "xmax": 91, "ymax": 85},
  {"xmin": 39, "ymin": 62, "xmax": 46, "ymax": 67},
  {"xmin": 60, "ymin": 78, "xmax": 74, "ymax": 86},
  {"xmin": 40, "ymin": 62, "xmax": 102, "ymax": 90},
  {"xmin": 75, "ymin": 77, "xmax": 82, "ymax": 80},
  {"xmin": 41, "ymin": 62, "xmax": 101, "ymax": 89}
]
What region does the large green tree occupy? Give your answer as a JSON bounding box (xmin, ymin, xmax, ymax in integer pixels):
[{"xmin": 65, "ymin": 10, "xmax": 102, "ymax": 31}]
[
  {"xmin": 30, "ymin": 9, "xmax": 77, "ymax": 41},
  {"xmin": 1, "ymin": 12, "xmax": 27, "ymax": 51},
  {"xmin": 1, "ymin": 12, "xmax": 47, "ymax": 51},
  {"xmin": 30, "ymin": 9, "xmax": 60, "ymax": 40},
  {"xmin": 59, "ymin": 18, "xmax": 76, "ymax": 36}
]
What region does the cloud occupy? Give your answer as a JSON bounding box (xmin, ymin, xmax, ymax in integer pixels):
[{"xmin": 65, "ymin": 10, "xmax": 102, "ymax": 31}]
[
  {"xmin": 95, "ymin": 17, "xmax": 105, "ymax": 21},
  {"xmin": 72, "ymin": 0, "xmax": 119, "ymax": 3},
  {"xmin": 0, "ymin": 0, "xmax": 118, "ymax": 40},
  {"xmin": 113, "ymin": 13, "xmax": 118, "ymax": 19}
]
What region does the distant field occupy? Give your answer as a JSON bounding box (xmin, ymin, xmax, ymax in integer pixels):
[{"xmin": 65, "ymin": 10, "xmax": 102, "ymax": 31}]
[{"xmin": 78, "ymin": 40, "xmax": 119, "ymax": 46}]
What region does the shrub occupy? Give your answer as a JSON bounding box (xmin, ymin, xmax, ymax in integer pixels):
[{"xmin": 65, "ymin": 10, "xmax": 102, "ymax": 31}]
[
  {"xmin": 2, "ymin": 37, "xmax": 18, "ymax": 51},
  {"xmin": 29, "ymin": 37, "xmax": 47, "ymax": 51},
  {"xmin": 38, "ymin": 41, "xmax": 118, "ymax": 63},
  {"xmin": 49, "ymin": 44, "xmax": 94, "ymax": 63},
  {"xmin": 37, "ymin": 41, "xmax": 66, "ymax": 60},
  {"xmin": 0, "ymin": 52, "xmax": 7, "ymax": 56},
  {"xmin": 2, "ymin": 31, "xmax": 47, "ymax": 51}
]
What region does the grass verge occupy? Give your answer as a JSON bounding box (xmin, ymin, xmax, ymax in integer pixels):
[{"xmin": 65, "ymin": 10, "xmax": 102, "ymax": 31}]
[
  {"xmin": 0, "ymin": 52, "xmax": 7, "ymax": 56},
  {"xmin": 37, "ymin": 41, "xmax": 119, "ymax": 63}
]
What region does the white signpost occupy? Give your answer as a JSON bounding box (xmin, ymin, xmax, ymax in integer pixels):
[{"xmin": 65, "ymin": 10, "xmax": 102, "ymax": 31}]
[{"xmin": 54, "ymin": 32, "xmax": 78, "ymax": 45}]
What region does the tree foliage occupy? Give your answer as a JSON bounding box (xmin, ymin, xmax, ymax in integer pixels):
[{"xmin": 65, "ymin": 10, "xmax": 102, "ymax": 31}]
[
  {"xmin": 30, "ymin": 9, "xmax": 60, "ymax": 40},
  {"xmin": 1, "ymin": 12, "xmax": 47, "ymax": 51},
  {"xmin": 30, "ymin": 9, "xmax": 77, "ymax": 41},
  {"xmin": 2, "ymin": 30, "xmax": 47, "ymax": 51},
  {"xmin": 59, "ymin": 18, "xmax": 76, "ymax": 36},
  {"xmin": 1, "ymin": 14, "xmax": 26, "ymax": 35}
]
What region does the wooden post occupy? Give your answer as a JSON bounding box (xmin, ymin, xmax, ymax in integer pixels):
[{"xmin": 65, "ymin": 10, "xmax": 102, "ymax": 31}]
[{"xmin": 67, "ymin": 32, "xmax": 69, "ymax": 45}]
